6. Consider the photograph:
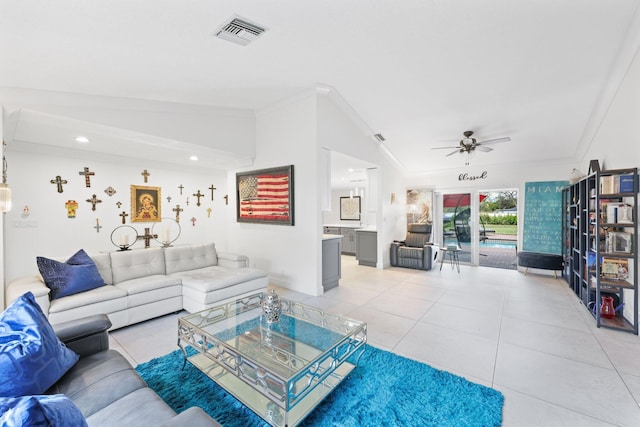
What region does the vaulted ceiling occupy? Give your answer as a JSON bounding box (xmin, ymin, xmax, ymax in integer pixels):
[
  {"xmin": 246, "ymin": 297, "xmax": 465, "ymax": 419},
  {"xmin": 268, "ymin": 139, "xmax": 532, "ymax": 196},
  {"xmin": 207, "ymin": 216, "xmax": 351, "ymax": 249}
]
[{"xmin": 1, "ymin": 1, "xmax": 639, "ymax": 178}]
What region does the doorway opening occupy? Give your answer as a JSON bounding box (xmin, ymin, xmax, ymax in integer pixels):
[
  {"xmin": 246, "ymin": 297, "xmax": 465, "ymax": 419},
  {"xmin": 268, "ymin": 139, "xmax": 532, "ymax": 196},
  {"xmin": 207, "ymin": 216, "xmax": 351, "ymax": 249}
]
[
  {"xmin": 478, "ymin": 190, "xmax": 518, "ymax": 269},
  {"xmin": 441, "ymin": 190, "xmax": 518, "ymax": 269}
]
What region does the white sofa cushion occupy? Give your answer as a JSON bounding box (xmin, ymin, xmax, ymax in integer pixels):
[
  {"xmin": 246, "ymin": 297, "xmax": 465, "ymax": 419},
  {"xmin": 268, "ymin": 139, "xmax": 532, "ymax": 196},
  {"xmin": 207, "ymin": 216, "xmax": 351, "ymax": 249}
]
[
  {"xmin": 164, "ymin": 243, "xmax": 218, "ymax": 275},
  {"xmin": 48, "ymin": 285, "xmax": 127, "ymax": 314},
  {"xmin": 92, "ymin": 253, "xmax": 113, "ymax": 285},
  {"xmin": 110, "ymin": 248, "xmax": 166, "ymax": 284},
  {"xmin": 173, "ymin": 266, "xmax": 266, "ymax": 293},
  {"xmin": 115, "ymin": 275, "xmax": 182, "ymax": 308}
]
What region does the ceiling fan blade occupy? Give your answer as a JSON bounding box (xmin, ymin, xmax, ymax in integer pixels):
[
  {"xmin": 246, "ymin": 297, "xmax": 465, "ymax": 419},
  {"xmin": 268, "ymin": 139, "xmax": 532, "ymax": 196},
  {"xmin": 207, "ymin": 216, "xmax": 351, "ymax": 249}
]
[
  {"xmin": 475, "ymin": 145, "xmax": 493, "ymax": 152},
  {"xmin": 476, "ymin": 137, "xmax": 510, "ymax": 146},
  {"xmin": 445, "ymin": 149, "xmax": 461, "ymax": 157},
  {"xmin": 432, "ymin": 145, "xmax": 460, "ymax": 150}
]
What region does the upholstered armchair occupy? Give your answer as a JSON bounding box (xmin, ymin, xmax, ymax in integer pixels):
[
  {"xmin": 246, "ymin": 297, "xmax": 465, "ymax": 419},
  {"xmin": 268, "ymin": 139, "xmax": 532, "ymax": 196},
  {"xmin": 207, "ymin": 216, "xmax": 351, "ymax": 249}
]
[{"xmin": 390, "ymin": 223, "xmax": 439, "ymax": 270}]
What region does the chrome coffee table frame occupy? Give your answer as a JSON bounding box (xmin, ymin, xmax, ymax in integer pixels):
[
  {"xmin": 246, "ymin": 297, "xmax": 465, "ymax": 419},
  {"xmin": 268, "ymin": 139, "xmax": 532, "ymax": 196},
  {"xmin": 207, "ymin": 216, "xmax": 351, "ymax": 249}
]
[{"xmin": 177, "ymin": 293, "xmax": 367, "ymax": 427}]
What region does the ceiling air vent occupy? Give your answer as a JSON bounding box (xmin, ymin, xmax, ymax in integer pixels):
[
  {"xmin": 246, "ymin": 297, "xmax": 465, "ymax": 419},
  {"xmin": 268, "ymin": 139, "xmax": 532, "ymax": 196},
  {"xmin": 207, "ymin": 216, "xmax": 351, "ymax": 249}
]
[{"xmin": 215, "ymin": 15, "xmax": 267, "ymax": 46}]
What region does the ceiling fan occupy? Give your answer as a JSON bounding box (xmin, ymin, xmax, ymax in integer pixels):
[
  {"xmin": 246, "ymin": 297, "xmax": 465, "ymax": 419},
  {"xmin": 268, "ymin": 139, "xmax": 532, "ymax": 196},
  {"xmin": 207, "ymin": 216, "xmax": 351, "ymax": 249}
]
[{"xmin": 433, "ymin": 130, "xmax": 511, "ymax": 164}]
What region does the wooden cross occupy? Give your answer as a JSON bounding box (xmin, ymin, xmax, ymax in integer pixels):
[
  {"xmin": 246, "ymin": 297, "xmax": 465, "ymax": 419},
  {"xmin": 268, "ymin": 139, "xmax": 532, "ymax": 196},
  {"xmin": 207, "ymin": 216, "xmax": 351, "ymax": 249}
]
[
  {"xmin": 141, "ymin": 169, "xmax": 150, "ymax": 183},
  {"xmin": 50, "ymin": 176, "xmax": 68, "ymax": 193},
  {"xmin": 167, "ymin": 196, "xmax": 172, "ymax": 203},
  {"xmin": 178, "ymin": 184, "xmax": 184, "ymax": 195},
  {"xmin": 173, "ymin": 204, "xmax": 183, "ymax": 222},
  {"xmin": 119, "ymin": 211, "xmax": 128, "ymax": 224},
  {"xmin": 207, "ymin": 207, "xmax": 212, "ymax": 218},
  {"xmin": 193, "ymin": 190, "xmax": 204, "ymax": 207},
  {"xmin": 116, "ymin": 201, "xmax": 122, "ymax": 208},
  {"xmin": 86, "ymin": 194, "xmax": 102, "ymax": 211},
  {"xmin": 94, "ymin": 219, "xmax": 102, "ymax": 233},
  {"xmin": 79, "ymin": 167, "xmax": 95, "ymax": 187},
  {"xmin": 137, "ymin": 227, "xmax": 157, "ymax": 249},
  {"xmin": 224, "ymin": 194, "xmax": 229, "ymax": 205},
  {"xmin": 208, "ymin": 185, "xmax": 217, "ymax": 201},
  {"xmin": 104, "ymin": 186, "xmax": 117, "ymax": 197},
  {"xmin": 186, "ymin": 197, "xmax": 190, "ymax": 206},
  {"xmin": 190, "ymin": 217, "xmax": 197, "ymax": 226}
]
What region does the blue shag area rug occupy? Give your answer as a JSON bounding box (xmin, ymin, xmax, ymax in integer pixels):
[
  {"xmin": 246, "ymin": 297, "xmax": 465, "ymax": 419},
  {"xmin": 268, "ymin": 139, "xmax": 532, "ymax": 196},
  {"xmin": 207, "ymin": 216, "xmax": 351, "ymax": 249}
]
[{"xmin": 136, "ymin": 346, "xmax": 503, "ymax": 426}]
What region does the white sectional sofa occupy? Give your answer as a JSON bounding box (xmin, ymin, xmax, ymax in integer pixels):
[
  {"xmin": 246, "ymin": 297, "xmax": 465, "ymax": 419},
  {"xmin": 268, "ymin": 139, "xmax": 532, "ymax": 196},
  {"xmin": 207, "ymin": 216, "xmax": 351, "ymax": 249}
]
[{"xmin": 6, "ymin": 243, "xmax": 268, "ymax": 330}]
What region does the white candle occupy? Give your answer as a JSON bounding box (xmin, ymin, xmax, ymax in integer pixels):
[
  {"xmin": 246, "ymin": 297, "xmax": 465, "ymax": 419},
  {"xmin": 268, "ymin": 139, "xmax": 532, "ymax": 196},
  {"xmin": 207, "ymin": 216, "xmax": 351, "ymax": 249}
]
[
  {"xmin": 162, "ymin": 227, "xmax": 170, "ymax": 243},
  {"xmin": 120, "ymin": 235, "xmax": 129, "ymax": 246}
]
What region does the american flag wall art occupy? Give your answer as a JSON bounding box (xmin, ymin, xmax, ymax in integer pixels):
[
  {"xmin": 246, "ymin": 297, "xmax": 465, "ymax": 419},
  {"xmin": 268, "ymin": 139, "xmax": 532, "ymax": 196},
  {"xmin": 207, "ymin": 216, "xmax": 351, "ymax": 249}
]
[{"xmin": 236, "ymin": 165, "xmax": 294, "ymax": 225}]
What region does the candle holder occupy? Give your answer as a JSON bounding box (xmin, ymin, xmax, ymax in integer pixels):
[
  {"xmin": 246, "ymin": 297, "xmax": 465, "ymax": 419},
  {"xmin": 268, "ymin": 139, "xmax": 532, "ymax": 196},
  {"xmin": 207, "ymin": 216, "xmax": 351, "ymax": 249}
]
[
  {"xmin": 110, "ymin": 225, "xmax": 138, "ymax": 251},
  {"xmin": 151, "ymin": 217, "xmax": 181, "ymax": 248}
]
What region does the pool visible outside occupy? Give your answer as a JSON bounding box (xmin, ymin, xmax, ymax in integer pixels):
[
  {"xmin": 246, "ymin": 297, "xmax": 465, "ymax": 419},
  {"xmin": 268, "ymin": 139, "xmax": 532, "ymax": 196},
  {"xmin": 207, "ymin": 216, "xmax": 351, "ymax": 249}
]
[
  {"xmin": 444, "ymin": 237, "xmax": 517, "ymax": 249},
  {"xmin": 481, "ymin": 240, "xmax": 517, "ymax": 249}
]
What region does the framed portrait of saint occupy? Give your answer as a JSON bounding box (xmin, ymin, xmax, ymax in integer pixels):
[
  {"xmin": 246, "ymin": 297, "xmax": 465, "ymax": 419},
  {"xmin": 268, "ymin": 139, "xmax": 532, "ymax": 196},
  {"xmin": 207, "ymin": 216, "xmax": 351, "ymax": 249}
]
[{"xmin": 131, "ymin": 185, "xmax": 161, "ymax": 222}]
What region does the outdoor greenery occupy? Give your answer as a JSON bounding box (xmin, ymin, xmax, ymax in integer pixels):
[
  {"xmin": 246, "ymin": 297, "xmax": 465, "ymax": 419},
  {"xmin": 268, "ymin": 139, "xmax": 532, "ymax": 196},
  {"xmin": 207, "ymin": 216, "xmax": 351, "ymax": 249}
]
[
  {"xmin": 443, "ymin": 191, "xmax": 518, "ymax": 236},
  {"xmin": 480, "ymin": 213, "xmax": 517, "ymax": 225},
  {"xmin": 480, "ymin": 191, "xmax": 517, "ymax": 212}
]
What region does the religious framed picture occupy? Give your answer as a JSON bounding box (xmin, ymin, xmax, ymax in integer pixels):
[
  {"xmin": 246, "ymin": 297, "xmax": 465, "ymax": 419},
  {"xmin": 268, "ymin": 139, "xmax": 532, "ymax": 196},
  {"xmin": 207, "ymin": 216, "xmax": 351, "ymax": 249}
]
[
  {"xmin": 236, "ymin": 165, "xmax": 294, "ymax": 225},
  {"xmin": 340, "ymin": 196, "xmax": 361, "ymax": 221},
  {"xmin": 131, "ymin": 185, "xmax": 161, "ymax": 222}
]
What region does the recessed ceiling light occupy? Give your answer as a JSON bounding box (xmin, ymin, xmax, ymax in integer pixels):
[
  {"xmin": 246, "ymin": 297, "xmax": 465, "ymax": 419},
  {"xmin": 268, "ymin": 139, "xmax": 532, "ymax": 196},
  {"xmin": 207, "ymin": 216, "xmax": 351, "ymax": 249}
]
[
  {"xmin": 74, "ymin": 136, "xmax": 90, "ymax": 143},
  {"xmin": 190, "ymin": 155, "xmax": 199, "ymax": 161},
  {"xmin": 348, "ymin": 168, "xmax": 355, "ymax": 172}
]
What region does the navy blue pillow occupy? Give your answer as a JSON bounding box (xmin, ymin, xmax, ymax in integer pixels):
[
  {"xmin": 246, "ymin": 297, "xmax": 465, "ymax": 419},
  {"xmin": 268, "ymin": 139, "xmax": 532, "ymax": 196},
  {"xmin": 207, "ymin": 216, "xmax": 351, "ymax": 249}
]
[
  {"xmin": 0, "ymin": 292, "xmax": 79, "ymax": 397},
  {"xmin": 0, "ymin": 394, "xmax": 88, "ymax": 427},
  {"xmin": 36, "ymin": 249, "xmax": 105, "ymax": 300}
]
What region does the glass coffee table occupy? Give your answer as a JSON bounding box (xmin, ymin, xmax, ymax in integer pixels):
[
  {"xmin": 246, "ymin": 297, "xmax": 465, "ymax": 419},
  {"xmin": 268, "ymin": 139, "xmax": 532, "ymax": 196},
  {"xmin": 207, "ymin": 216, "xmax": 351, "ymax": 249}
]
[{"xmin": 177, "ymin": 293, "xmax": 367, "ymax": 427}]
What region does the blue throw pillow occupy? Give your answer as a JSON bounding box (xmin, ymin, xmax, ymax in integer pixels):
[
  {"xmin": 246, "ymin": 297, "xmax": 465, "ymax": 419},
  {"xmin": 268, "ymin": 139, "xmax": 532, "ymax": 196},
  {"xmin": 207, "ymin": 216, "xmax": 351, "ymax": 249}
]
[
  {"xmin": 0, "ymin": 394, "xmax": 88, "ymax": 427},
  {"xmin": 0, "ymin": 292, "xmax": 79, "ymax": 397},
  {"xmin": 37, "ymin": 249, "xmax": 105, "ymax": 300}
]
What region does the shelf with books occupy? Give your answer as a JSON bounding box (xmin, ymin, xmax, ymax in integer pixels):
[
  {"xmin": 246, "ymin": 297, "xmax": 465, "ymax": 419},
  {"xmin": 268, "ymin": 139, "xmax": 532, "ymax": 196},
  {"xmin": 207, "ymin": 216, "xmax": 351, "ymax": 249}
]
[{"xmin": 594, "ymin": 168, "xmax": 638, "ymax": 334}]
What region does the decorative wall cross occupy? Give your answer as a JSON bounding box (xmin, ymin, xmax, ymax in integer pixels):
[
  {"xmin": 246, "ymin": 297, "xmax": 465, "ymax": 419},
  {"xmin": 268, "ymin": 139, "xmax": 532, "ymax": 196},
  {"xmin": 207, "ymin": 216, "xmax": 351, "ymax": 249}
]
[
  {"xmin": 94, "ymin": 219, "xmax": 102, "ymax": 233},
  {"xmin": 167, "ymin": 196, "xmax": 172, "ymax": 203},
  {"xmin": 193, "ymin": 190, "xmax": 203, "ymax": 207},
  {"xmin": 86, "ymin": 194, "xmax": 102, "ymax": 211},
  {"xmin": 50, "ymin": 176, "xmax": 68, "ymax": 193},
  {"xmin": 207, "ymin": 207, "xmax": 212, "ymax": 218},
  {"xmin": 137, "ymin": 227, "xmax": 157, "ymax": 249},
  {"xmin": 79, "ymin": 167, "xmax": 95, "ymax": 187},
  {"xmin": 186, "ymin": 197, "xmax": 190, "ymax": 206},
  {"xmin": 104, "ymin": 186, "xmax": 117, "ymax": 196},
  {"xmin": 178, "ymin": 184, "xmax": 184, "ymax": 195},
  {"xmin": 65, "ymin": 200, "xmax": 78, "ymax": 218},
  {"xmin": 173, "ymin": 204, "xmax": 183, "ymax": 222},
  {"xmin": 119, "ymin": 211, "xmax": 128, "ymax": 224},
  {"xmin": 224, "ymin": 194, "xmax": 229, "ymax": 205},
  {"xmin": 116, "ymin": 201, "xmax": 122, "ymax": 208},
  {"xmin": 141, "ymin": 169, "xmax": 150, "ymax": 183},
  {"xmin": 208, "ymin": 185, "xmax": 217, "ymax": 201},
  {"xmin": 190, "ymin": 217, "xmax": 197, "ymax": 226}
]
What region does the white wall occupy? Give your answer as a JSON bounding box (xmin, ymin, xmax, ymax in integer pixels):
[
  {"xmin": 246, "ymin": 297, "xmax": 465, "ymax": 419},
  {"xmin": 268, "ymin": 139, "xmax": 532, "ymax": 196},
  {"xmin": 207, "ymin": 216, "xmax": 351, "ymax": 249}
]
[
  {"xmin": 3, "ymin": 148, "xmax": 229, "ymax": 283},
  {"xmin": 580, "ymin": 45, "xmax": 640, "ymax": 325},
  {"xmin": 228, "ymin": 93, "xmax": 322, "ymax": 295},
  {"xmin": 408, "ymin": 159, "xmax": 574, "ymax": 192}
]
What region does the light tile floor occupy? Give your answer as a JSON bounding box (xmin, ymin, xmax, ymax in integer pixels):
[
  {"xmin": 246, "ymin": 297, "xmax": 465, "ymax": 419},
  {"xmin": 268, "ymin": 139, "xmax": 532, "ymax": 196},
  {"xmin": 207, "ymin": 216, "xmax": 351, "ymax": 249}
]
[{"xmin": 110, "ymin": 256, "xmax": 640, "ymax": 426}]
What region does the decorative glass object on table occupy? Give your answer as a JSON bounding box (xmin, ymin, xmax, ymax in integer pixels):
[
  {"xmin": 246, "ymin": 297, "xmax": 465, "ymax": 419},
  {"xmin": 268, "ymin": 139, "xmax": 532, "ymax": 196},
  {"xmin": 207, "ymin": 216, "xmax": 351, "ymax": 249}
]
[
  {"xmin": 110, "ymin": 225, "xmax": 138, "ymax": 251},
  {"xmin": 261, "ymin": 289, "xmax": 282, "ymax": 323},
  {"xmin": 151, "ymin": 217, "xmax": 182, "ymax": 248}
]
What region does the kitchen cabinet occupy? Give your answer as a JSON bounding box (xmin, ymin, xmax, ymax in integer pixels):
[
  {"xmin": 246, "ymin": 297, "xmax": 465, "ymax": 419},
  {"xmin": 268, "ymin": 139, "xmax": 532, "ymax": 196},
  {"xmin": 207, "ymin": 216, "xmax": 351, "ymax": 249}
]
[
  {"xmin": 356, "ymin": 230, "xmax": 377, "ymax": 267},
  {"xmin": 323, "ymin": 226, "xmax": 359, "ymax": 255},
  {"xmin": 322, "ymin": 235, "xmax": 342, "ymax": 291}
]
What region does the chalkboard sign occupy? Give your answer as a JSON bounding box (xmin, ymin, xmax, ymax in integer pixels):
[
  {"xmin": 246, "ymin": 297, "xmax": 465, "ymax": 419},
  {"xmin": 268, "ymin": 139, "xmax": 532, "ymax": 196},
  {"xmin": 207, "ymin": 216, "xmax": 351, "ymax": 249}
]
[{"xmin": 523, "ymin": 180, "xmax": 568, "ymax": 254}]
